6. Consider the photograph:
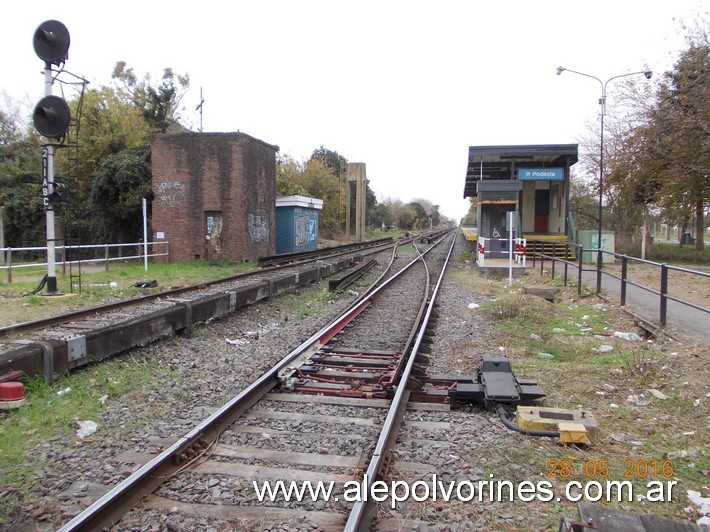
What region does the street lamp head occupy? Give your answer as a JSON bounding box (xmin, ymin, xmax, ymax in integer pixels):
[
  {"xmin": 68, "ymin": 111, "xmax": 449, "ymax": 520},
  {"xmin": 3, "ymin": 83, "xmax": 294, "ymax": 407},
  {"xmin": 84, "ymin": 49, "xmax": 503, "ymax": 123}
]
[
  {"xmin": 556, "ymin": 66, "xmax": 565, "ymax": 75},
  {"xmin": 644, "ymin": 70, "xmax": 653, "ymax": 80}
]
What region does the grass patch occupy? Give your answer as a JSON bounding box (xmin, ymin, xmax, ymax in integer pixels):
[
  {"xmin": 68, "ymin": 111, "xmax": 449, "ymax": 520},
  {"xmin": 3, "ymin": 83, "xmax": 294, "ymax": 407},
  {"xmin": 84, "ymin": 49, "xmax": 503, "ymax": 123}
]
[
  {"xmin": 450, "ymin": 267, "xmax": 708, "ymax": 528},
  {"xmin": 0, "ymin": 260, "xmax": 255, "ymax": 327},
  {"xmin": 457, "ymin": 250, "xmax": 474, "ymax": 264},
  {"xmin": 449, "ymin": 270, "xmax": 512, "ymax": 299},
  {"xmin": 0, "ymin": 357, "xmax": 177, "ymax": 514},
  {"xmin": 268, "ymin": 284, "xmax": 351, "ymax": 319},
  {"xmin": 647, "ymin": 241, "xmax": 710, "ymax": 265},
  {"xmin": 482, "ymin": 294, "xmax": 608, "ymax": 342}
]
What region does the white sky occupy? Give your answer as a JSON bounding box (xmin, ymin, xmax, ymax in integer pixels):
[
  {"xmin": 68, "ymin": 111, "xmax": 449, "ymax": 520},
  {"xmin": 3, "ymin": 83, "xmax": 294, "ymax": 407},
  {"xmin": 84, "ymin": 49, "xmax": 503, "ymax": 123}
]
[{"xmin": 3, "ymin": 1, "xmax": 705, "ymax": 220}]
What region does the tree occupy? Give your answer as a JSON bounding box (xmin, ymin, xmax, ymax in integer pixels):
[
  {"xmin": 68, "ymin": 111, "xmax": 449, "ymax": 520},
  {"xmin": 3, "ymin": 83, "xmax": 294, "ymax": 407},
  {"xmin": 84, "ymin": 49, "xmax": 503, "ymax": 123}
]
[
  {"xmin": 61, "ymin": 86, "xmax": 151, "ymax": 206},
  {"xmin": 461, "ymin": 198, "xmax": 477, "ymax": 225},
  {"xmin": 369, "ymin": 203, "xmax": 395, "ymax": 229},
  {"xmin": 430, "ymin": 205, "xmax": 441, "ymax": 227},
  {"xmin": 88, "ymin": 145, "xmax": 152, "ymax": 242},
  {"xmin": 568, "ymin": 175, "xmax": 600, "ymax": 232},
  {"xmin": 0, "ymin": 102, "xmax": 45, "ymax": 247},
  {"xmin": 310, "ymin": 146, "xmax": 348, "ymax": 178},
  {"xmin": 648, "ymin": 40, "xmax": 709, "ymax": 249},
  {"xmin": 276, "ymin": 155, "xmax": 342, "ymax": 231},
  {"xmin": 2, "ymin": 64, "xmax": 191, "ymax": 248},
  {"xmin": 112, "ymin": 62, "xmax": 190, "ymax": 135},
  {"xmin": 408, "ymin": 202, "xmax": 429, "ymax": 229},
  {"xmin": 411, "ymin": 198, "xmax": 441, "ymax": 227},
  {"xmin": 396, "ymin": 204, "xmax": 417, "ymax": 230},
  {"xmin": 601, "ymin": 30, "xmax": 709, "ymax": 250},
  {"xmin": 276, "ymin": 154, "xmax": 307, "ymax": 196}
]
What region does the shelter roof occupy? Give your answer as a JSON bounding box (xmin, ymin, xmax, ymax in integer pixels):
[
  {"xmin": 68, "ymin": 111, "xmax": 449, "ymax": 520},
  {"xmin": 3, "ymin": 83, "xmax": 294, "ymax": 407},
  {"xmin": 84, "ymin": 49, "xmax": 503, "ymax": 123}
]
[{"xmin": 464, "ymin": 144, "xmax": 578, "ymax": 198}]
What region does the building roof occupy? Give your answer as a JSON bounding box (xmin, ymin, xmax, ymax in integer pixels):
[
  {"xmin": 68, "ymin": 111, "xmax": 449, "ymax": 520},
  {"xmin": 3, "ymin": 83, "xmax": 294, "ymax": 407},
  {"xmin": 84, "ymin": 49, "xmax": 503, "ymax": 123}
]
[
  {"xmin": 275, "ymin": 195, "xmax": 324, "ymax": 210},
  {"xmin": 464, "ymin": 144, "xmax": 578, "ymax": 198}
]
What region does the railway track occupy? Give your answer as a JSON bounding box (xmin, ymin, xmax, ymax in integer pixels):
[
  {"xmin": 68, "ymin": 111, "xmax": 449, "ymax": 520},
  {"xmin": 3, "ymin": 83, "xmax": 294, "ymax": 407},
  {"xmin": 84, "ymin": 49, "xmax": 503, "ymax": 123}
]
[
  {"xmin": 57, "ymin": 231, "xmax": 457, "ymax": 531},
  {"xmin": 0, "ymin": 237, "xmax": 416, "ymax": 383},
  {"xmin": 0, "ymin": 238, "xmax": 399, "ymax": 340}
]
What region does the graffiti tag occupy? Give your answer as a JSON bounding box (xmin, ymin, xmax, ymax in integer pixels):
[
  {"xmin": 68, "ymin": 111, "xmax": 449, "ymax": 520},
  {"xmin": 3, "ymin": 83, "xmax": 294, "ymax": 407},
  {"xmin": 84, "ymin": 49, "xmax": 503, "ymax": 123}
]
[
  {"xmin": 295, "ymin": 214, "xmax": 316, "ymax": 247},
  {"xmin": 157, "ymin": 180, "xmax": 186, "ymax": 207},
  {"xmin": 248, "ymin": 214, "xmax": 269, "ymax": 243}
]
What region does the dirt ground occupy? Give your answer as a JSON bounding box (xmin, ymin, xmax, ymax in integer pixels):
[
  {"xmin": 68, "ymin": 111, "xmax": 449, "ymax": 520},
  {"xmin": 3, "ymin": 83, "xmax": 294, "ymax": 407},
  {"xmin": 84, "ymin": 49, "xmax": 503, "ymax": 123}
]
[{"xmin": 603, "ymin": 262, "xmax": 710, "ymax": 309}]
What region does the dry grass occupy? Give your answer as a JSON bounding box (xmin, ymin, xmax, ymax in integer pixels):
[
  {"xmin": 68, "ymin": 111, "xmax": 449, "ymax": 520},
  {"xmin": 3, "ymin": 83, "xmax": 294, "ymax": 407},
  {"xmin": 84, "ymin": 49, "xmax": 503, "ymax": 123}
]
[{"xmin": 450, "ymin": 266, "xmax": 708, "ymax": 530}]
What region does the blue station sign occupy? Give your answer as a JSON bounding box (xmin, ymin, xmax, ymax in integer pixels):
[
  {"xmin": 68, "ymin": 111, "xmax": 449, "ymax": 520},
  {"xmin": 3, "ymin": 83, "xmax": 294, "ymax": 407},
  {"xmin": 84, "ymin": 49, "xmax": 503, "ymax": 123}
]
[{"xmin": 517, "ymin": 168, "xmax": 564, "ymax": 181}]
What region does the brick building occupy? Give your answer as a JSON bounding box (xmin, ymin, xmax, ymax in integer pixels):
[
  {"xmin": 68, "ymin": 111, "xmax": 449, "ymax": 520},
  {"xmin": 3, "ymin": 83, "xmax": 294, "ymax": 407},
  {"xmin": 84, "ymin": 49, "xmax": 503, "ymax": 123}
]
[{"xmin": 151, "ymin": 132, "xmax": 279, "ymax": 263}]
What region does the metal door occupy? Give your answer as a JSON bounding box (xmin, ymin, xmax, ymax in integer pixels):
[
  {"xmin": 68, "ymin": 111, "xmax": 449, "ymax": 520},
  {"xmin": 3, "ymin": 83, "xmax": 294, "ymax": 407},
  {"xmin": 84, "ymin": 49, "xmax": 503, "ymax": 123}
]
[
  {"xmin": 205, "ymin": 212, "xmax": 223, "ymax": 262},
  {"xmin": 534, "ymin": 189, "xmax": 550, "ymax": 233}
]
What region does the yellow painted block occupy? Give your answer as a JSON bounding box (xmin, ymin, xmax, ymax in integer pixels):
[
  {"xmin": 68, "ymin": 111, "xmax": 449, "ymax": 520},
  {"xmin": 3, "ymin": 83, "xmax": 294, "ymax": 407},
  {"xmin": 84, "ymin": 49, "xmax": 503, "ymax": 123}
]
[
  {"xmin": 517, "ymin": 409, "xmax": 562, "ymax": 432},
  {"xmin": 558, "ymin": 422, "xmax": 589, "ymax": 444},
  {"xmin": 516, "ymin": 406, "xmax": 599, "ymax": 445}
]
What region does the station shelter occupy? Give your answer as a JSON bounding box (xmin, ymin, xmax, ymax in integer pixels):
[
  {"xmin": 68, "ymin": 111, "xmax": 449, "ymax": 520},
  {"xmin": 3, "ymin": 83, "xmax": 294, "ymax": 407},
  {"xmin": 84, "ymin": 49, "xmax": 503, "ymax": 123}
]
[{"xmin": 462, "ymin": 144, "xmax": 578, "ymax": 265}]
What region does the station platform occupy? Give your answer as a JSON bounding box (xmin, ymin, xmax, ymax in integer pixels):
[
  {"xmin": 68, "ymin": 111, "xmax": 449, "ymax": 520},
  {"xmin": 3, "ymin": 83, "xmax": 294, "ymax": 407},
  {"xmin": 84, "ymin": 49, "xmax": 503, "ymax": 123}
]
[{"xmin": 461, "ymin": 226, "xmax": 478, "ymax": 241}]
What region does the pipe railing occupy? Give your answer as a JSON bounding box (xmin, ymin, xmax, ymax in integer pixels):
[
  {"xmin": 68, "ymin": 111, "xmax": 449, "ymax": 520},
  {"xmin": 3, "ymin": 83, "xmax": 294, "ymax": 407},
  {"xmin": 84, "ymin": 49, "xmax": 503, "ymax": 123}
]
[
  {"xmin": 0, "ymin": 241, "xmax": 170, "ymax": 283},
  {"xmin": 527, "ymin": 240, "xmax": 709, "ymax": 328}
]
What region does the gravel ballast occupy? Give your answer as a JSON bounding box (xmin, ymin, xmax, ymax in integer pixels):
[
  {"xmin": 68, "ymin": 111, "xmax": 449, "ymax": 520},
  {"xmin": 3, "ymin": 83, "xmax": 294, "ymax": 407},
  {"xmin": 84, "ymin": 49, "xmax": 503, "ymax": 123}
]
[{"xmin": 2, "ymin": 234, "xmax": 703, "ymax": 531}]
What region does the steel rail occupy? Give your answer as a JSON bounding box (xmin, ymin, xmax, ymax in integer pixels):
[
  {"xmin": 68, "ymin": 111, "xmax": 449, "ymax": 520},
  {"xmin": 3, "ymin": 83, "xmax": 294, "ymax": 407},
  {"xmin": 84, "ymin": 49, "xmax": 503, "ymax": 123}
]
[
  {"xmin": 344, "ymin": 231, "xmax": 457, "ymax": 531},
  {"xmin": 57, "ymin": 232, "xmax": 451, "ymax": 531},
  {"xmin": 0, "ymin": 238, "xmax": 400, "ymax": 338},
  {"xmin": 257, "ymin": 237, "xmax": 393, "ymax": 266}
]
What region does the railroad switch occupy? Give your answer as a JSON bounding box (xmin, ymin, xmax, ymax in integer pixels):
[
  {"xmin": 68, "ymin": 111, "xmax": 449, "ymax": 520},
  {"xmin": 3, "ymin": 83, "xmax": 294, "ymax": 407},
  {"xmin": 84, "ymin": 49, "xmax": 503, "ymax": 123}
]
[
  {"xmin": 415, "ymin": 354, "xmax": 545, "ymax": 410},
  {"xmin": 414, "ymin": 355, "xmax": 598, "ymax": 445}
]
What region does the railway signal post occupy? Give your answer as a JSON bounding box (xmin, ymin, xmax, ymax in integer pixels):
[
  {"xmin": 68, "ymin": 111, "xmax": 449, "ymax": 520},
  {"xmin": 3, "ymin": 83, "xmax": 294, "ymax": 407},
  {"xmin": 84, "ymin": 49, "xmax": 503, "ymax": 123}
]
[{"xmin": 32, "ymin": 20, "xmax": 71, "ymax": 295}]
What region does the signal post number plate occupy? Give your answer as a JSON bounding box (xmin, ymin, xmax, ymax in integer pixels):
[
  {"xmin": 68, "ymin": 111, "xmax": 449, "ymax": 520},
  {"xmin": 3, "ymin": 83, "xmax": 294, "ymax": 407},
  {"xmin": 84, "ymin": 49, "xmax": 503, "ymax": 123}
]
[
  {"xmin": 547, "ymin": 459, "xmax": 675, "ymax": 479},
  {"xmin": 42, "ymin": 147, "xmax": 50, "ymax": 206}
]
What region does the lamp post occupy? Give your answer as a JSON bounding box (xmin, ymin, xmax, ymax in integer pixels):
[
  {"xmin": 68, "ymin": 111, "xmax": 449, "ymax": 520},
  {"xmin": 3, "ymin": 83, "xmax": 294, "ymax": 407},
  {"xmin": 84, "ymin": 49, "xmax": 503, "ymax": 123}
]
[{"xmin": 556, "ymin": 66, "xmax": 652, "ymax": 294}]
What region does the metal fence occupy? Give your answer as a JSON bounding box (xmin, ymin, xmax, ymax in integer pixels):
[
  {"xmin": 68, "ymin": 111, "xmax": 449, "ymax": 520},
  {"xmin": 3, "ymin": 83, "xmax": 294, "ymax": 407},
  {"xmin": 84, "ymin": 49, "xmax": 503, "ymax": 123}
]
[
  {"xmin": 0, "ymin": 241, "xmax": 170, "ymax": 283},
  {"xmin": 528, "ymin": 240, "xmax": 709, "ymax": 327}
]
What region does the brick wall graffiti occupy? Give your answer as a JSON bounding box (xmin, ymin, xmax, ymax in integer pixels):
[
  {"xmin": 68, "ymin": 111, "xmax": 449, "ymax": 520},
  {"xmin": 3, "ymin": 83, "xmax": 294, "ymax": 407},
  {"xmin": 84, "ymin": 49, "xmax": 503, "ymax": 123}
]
[
  {"xmin": 248, "ymin": 213, "xmax": 269, "ymax": 243},
  {"xmin": 157, "ymin": 180, "xmax": 186, "ymax": 207}
]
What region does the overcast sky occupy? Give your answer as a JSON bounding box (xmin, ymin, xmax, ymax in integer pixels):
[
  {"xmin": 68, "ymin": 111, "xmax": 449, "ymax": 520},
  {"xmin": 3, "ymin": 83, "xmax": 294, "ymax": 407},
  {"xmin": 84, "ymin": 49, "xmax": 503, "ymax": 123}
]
[{"xmin": 4, "ymin": 1, "xmax": 705, "ymax": 220}]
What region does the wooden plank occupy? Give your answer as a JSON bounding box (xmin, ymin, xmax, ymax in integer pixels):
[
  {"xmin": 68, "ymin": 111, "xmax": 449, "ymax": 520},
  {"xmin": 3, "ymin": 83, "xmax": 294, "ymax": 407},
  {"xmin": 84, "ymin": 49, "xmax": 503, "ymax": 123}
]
[
  {"xmin": 243, "ymin": 409, "xmax": 380, "ymax": 427},
  {"xmin": 142, "ymin": 495, "xmax": 346, "ymax": 530},
  {"xmin": 227, "ymin": 425, "xmax": 373, "ymax": 441},
  {"xmin": 407, "ymin": 402, "xmax": 451, "ymax": 412},
  {"xmin": 116, "ymin": 444, "xmax": 363, "ymax": 470},
  {"xmin": 264, "ymin": 393, "xmax": 451, "ymax": 412},
  {"xmin": 311, "ymin": 355, "xmax": 395, "ymax": 367},
  {"xmin": 265, "ymin": 392, "xmax": 391, "ymax": 408},
  {"xmin": 193, "ymin": 461, "xmax": 354, "ymax": 484},
  {"xmin": 397, "ymin": 436, "xmax": 450, "ymax": 445},
  {"xmin": 213, "ymin": 444, "xmax": 361, "ymax": 468}
]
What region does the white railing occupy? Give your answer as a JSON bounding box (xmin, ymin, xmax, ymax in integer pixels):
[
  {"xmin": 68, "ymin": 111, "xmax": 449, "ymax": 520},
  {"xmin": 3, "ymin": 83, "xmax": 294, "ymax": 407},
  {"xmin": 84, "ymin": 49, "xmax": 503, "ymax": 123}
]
[
  {"xmin": 476, "ymin": 237, "xmax": 527, "ymax": 267},
  {"xmin": 0, "ymin": 241, "xmax": 170, "ymax": 283}
]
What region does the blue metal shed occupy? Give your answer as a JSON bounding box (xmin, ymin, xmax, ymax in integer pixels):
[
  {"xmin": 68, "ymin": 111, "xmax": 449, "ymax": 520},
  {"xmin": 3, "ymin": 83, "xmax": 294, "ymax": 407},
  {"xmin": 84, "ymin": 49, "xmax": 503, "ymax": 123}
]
[{"xmin": 275, "ymin": 195, "xmax": 324, "ymax": 254}]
